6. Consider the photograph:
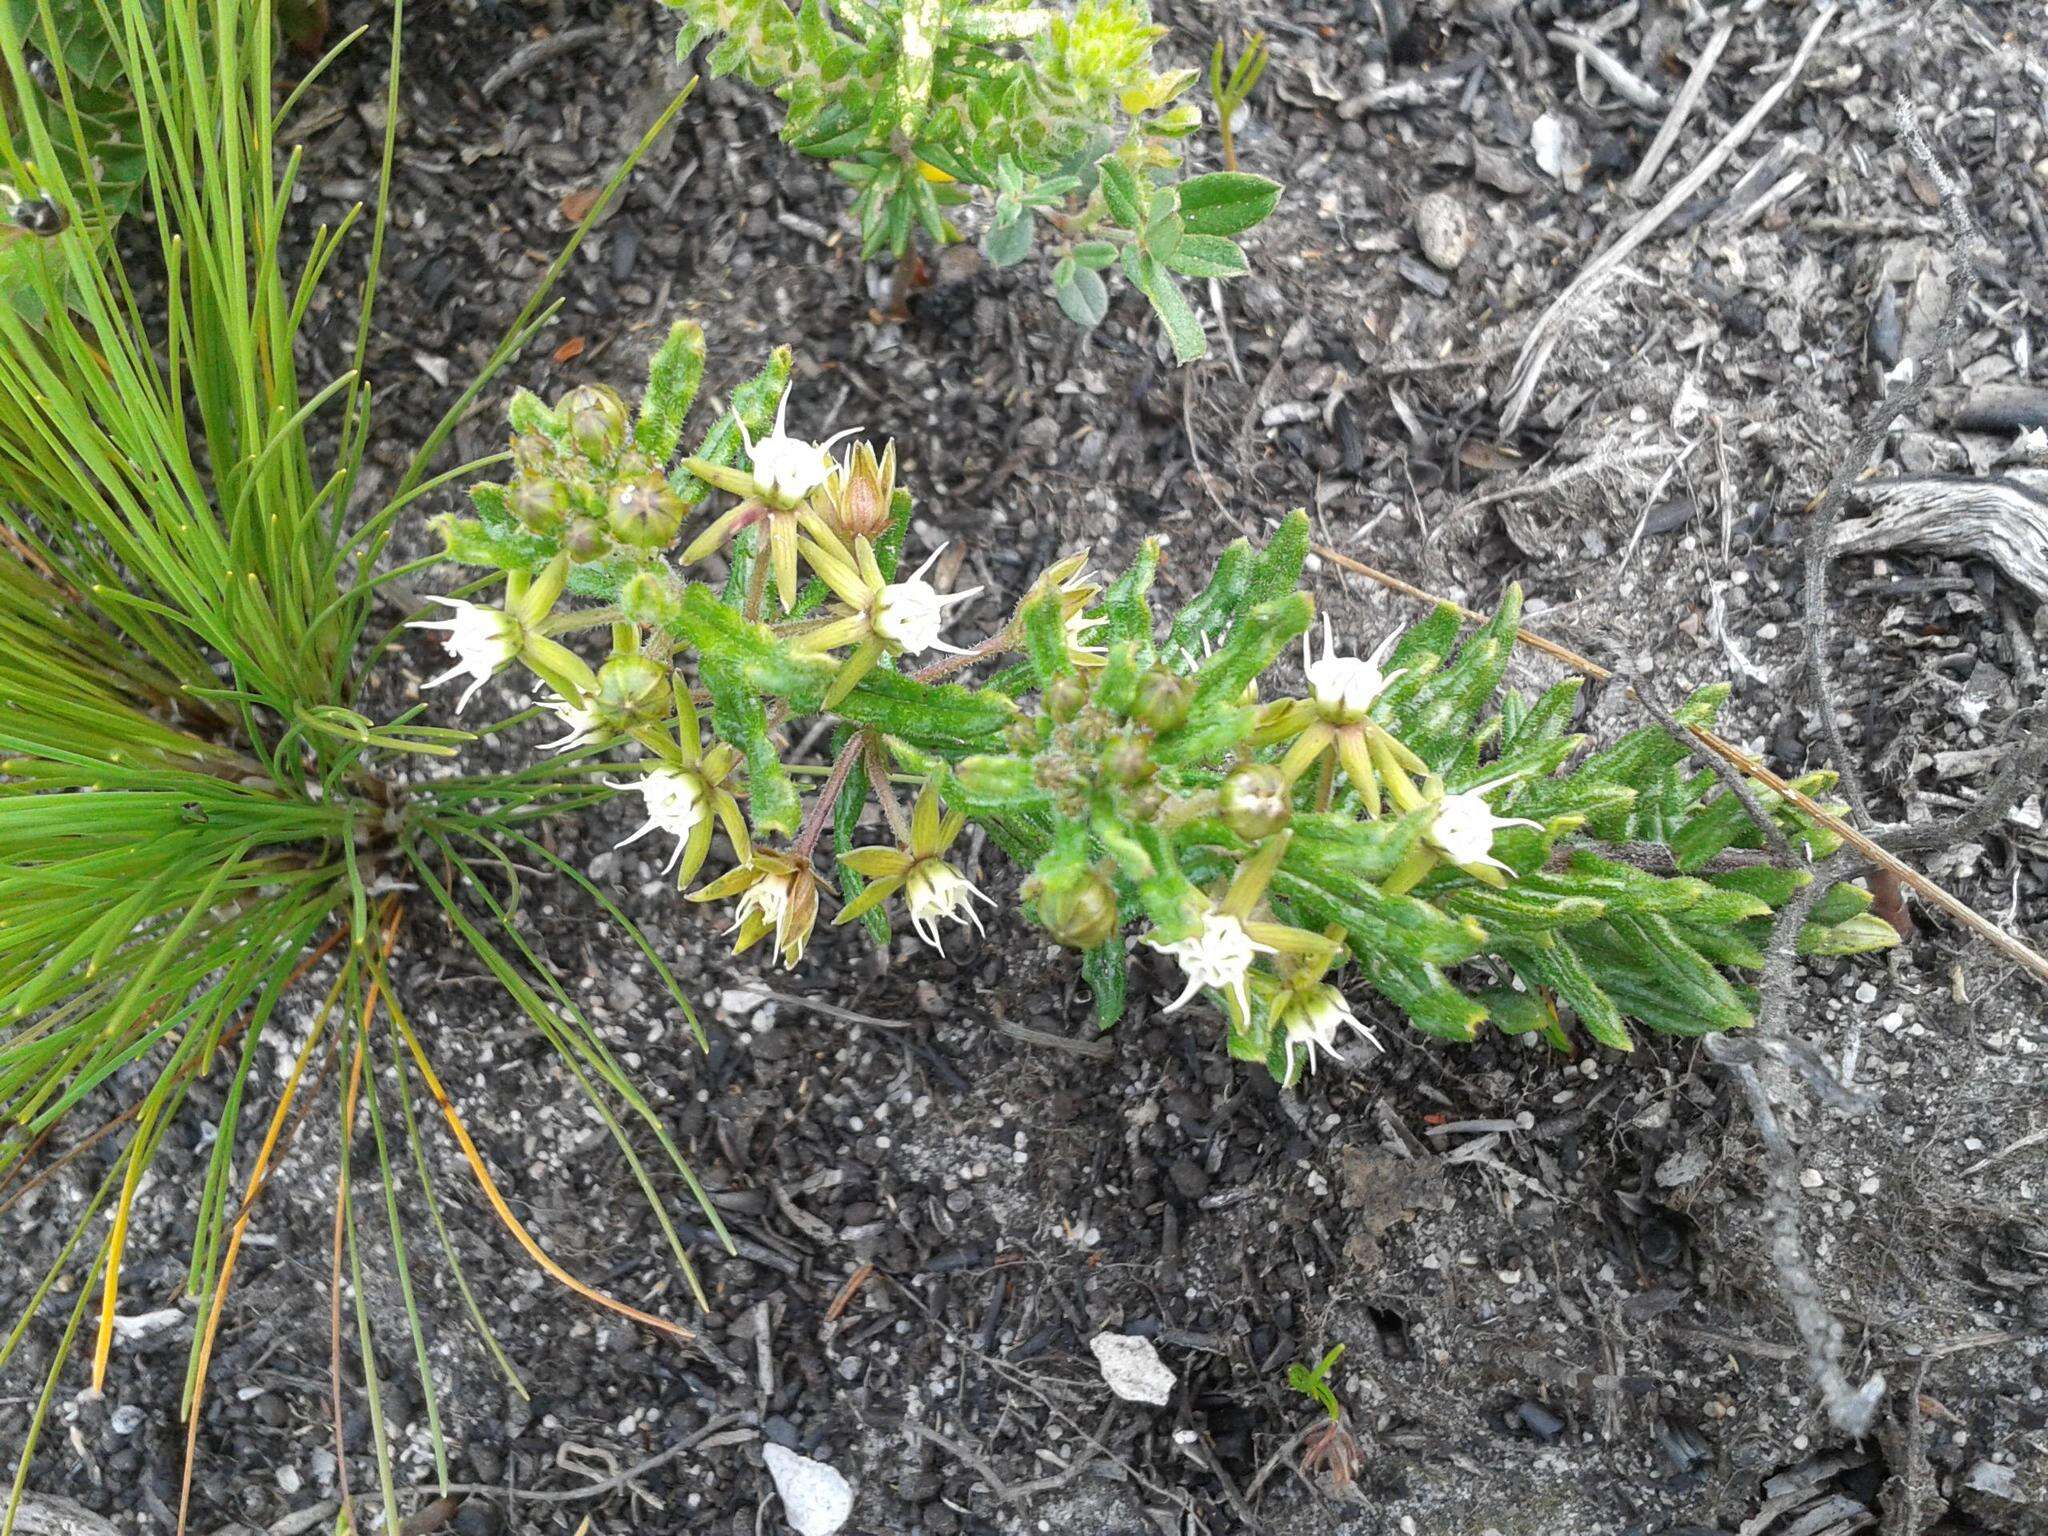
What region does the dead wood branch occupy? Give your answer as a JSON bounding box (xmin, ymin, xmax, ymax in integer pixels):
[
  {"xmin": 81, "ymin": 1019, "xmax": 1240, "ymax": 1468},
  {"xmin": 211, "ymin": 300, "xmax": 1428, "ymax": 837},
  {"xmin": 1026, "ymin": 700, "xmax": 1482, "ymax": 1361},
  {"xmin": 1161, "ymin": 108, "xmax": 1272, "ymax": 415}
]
[
  {"xmin": 1832, "ymin": 471, "xmax": 2048, "ymax": 605},
  {"xmin": 1627, "ymin": 16, "xmax": 1737, "ymax": 197}
]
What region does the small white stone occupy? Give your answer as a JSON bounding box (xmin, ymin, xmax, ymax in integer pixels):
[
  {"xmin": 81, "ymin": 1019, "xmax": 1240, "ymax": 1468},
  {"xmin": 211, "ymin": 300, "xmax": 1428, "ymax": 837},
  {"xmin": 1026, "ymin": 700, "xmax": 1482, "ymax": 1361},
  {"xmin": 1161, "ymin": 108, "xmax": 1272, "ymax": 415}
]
[
  {"xmin": 1413, "ymin": 190, "xmax": 1476, "ymax": 272},
  {"xmin": 1090, "ymin": 1333, "xmax": 1177, "ymax": 1406},
  {"xmin": 762, "ymin": 1444, "xmax": 855, "ymax": 1536},
  {"xmin": 1799, "ymin": 1168, "xmax": 1825, "ymax": 1190}
]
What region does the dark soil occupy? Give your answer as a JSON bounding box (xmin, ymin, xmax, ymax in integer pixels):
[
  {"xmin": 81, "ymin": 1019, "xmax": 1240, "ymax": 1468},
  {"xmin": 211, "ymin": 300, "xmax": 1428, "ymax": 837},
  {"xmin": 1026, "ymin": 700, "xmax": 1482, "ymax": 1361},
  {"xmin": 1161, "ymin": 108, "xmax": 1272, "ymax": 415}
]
[{"xmin": 6, "ymin": 2, "xmax": 2047, "ymax": 1533}]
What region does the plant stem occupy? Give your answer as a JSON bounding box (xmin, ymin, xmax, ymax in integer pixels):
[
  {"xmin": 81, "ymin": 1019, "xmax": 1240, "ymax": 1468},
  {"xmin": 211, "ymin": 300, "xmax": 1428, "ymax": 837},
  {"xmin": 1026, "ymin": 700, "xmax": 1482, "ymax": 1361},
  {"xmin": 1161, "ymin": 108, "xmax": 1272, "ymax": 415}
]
[
  {"xmin": 792, "ymin": 732, "xmax": 867, "ymax": 860},
  {"xmin": 866, "ymin": 735, "xmax": 914, "ymax": 844}
]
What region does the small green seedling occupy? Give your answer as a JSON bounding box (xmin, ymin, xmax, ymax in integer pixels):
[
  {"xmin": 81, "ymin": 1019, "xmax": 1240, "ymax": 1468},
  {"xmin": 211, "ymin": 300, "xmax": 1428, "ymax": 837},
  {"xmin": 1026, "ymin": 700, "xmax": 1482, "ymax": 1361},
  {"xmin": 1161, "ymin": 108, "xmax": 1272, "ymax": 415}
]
[
  {"xmin": 1288, "ymin": 1343, "xmax": 1346, "ymax": 1422},
  {"xmin": 1207, "ymin": 30, "xmax": 1268, "ymax": 174}
]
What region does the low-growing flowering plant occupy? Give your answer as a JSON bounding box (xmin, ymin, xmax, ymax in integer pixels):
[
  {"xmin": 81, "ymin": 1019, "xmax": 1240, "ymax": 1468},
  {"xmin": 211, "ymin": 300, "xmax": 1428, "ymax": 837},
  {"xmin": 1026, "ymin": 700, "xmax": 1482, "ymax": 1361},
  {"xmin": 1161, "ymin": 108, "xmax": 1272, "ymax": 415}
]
[
  {"xmin": 428, "ymin": 331, "xmax": 1901, "ymax": 1086},
  {"xmin": 662, "ymin": 0, "xmax": 1280, "ymax": 360}
]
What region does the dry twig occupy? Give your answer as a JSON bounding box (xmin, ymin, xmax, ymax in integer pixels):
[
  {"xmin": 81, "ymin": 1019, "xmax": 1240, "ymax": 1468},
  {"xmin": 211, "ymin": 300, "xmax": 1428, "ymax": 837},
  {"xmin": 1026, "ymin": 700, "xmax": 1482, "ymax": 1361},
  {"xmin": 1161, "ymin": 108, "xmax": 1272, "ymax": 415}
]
[
  {"xmin": 1500, "ymin": 5, "xmax": 1836, "ymax": 432},
  {"xmin": 1627, "ymin": 15, "xmax": 1737, "ymax": 197}
]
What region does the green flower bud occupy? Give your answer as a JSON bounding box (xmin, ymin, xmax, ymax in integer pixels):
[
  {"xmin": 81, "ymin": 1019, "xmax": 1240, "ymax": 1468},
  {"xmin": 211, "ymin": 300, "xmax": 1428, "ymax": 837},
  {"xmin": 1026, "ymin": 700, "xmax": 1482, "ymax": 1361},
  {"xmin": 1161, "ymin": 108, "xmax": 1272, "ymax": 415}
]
[
  {"xmin": 596, "ymin": 653, "xmax": 668, "ymax": 718},
  {"xmin": 1034, "ymin": 869, "xmax": 1118, "ymax": 950},
  {"xmin": 564, "ymin": 517, "xmax": 609, "ymax": 563},
  {"xmin": 1129, "ymin": 784, "xmax": 1166, "ymax": 820},
  {"xmin": 1102, "ymin": 735, "xmax": 1155, "ymax": 786},
  {"xmin": 607, "ymin": 475, "xmax": 685, "ymax": 550},
  {"xmin": 511, "ymin": 476, "xmax": 569, "ymax": 533},
  {"xmin": 560, "ymin": 385, "xmax": 628, "ymax": 460},
  {"xmin": 1131, "ymin": 668, "xmax": 1191, "ymax": 732},
  {"xmin": 618, "ymin": 570, "xmax": 679, "ymax": 627},
  {"xmin": 1221, "ymin": 763, "xmax": 1290, "ymax": 839},
  {"xmin": 1045, "ymin": 674, "xmax": 1089, "ymax": 724},
  {"xmin": 511, "ymin": 433, "xmax": 551, "ymax": 478},
  {"xmin": 1004, "ymin": 716, "xmax": 1044, "ymax": 753}
]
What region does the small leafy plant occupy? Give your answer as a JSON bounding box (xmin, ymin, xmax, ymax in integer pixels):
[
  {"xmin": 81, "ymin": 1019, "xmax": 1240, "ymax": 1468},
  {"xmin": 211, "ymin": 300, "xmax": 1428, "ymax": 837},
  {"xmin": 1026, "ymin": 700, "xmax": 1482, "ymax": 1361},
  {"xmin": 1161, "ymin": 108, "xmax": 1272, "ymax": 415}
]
[
  {"xmin": 431, "ymin": 346, "xmax": 1900, "ymax": 1087},
  {"xmin": 1287, "ymin": 1343, "xmax": 1345, "ymax": 1422},
  {"xmin": 1206, "ymin": 28, "xmax": 1266, "ymax": 175},
  {"xmin": 664, "ymin": 0, "xmax": 1280, "ymax": 359}
]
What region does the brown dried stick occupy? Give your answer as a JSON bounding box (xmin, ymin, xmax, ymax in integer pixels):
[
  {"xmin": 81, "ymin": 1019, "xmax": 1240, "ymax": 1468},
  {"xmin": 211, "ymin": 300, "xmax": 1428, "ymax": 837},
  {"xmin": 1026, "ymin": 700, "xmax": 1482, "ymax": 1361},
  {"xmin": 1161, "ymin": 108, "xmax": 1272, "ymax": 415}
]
[{"xmin": 1308, "ymin": 544, "xmax": 2048, "ymax": 990}]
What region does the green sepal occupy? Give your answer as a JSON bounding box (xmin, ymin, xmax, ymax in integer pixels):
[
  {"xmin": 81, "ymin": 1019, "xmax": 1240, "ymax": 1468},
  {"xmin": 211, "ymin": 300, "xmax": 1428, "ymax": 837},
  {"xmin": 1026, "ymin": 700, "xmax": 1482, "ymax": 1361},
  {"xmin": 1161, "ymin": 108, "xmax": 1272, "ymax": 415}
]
[
  {"xmin": 1188, "ymin": 592, "xmax": 1311, "ymax": 712},
  {"xmin": 837, "ymin": 669, "xmax": 1019, "ymax": 748},
  {"xmin": 670, "ymin": 584, "xmax": 832, "ymax": 709},
  {"xmin": 1019, "ymin": 589, "xmax": 1072, "ymax": 684},
  {"xmin": 702, "ymin": 659, "xmax": 800, "ymax": 837},
  {"xmin": 636, "ymin": 320, "xmax": 707, "ymax": 460},
  {"xmin": 1084, "ymin": 939, "xmax": 1127, "ymax": 1028},
  {"xmin": 1496, "ymin": 937, "xmax": 1633, "ymax": 1052}
]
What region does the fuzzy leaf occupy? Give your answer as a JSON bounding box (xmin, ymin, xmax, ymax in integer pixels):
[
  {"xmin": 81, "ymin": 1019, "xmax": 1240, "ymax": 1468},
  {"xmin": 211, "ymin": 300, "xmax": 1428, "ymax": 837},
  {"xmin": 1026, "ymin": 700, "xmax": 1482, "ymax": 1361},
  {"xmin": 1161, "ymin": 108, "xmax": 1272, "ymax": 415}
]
[
  {"xmin": 1097, "ymin": 155, "xmax": 1143, "ymax": 227},
  {"xmin": 1176, "ymin": 171, "xmax": 1281, "ymax": 236},
  {"xmin": 1163, "ymin": 233, "xmax": 1247, "ymax": 279},
  {"xmin": 1084, "ymin": 939, "xmax": 1128, "ymax": 1028},
  {"xmin": 702, "ymin": 658, "xmax": 801, "ymax": 837},
  {"xmin": 1053, "ymin": 265, "xmax": 1109, "ymax": 328}
]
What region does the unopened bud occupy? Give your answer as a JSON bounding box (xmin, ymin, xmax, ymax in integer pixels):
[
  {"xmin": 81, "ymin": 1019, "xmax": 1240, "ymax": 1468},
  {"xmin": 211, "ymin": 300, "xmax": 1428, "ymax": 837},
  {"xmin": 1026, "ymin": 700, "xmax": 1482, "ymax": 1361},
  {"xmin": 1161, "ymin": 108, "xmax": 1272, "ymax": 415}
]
[
  {"xmin": 1131, "ymin": 669, "xmax": 1191, "ymax": 732},
  {"xmin": 607, "ymin": 475, "xmax": 685, "ymax": 549},
  {"xmin": 832, "ymin": 440, "xmax": 896, "ymax": 541},
  {"xmin": 1221, "ymin": 763, "xmax": 1290, "ymax": 839},
  {"xmin": 560, "ymin": 385, "xmax": 628, "ymax": 460},
  {"xmin": 618, "ymin": 570, "xmax": 679, "ymax": 627},
  {"xmin": 596, "ymin": 654, "xmax": 667, "ymax": 718},
  {"xmin": 1035, "ymin": 869, "xmax": 1118, "ymax": 950},
  {"xmin": 511, "ymin": 477, "xmax": 569, "ymax": 533},
  {"xmin": 1102, "ymin": 736, "xmax": 1155, "ymax": 786},
  {"xmin": 564, "ymin": 517, "xmax": 609, "ymax": 562},
  {"xmin": 1045, "ymin": 675, "xmax": 1089, "ymax": 724}
]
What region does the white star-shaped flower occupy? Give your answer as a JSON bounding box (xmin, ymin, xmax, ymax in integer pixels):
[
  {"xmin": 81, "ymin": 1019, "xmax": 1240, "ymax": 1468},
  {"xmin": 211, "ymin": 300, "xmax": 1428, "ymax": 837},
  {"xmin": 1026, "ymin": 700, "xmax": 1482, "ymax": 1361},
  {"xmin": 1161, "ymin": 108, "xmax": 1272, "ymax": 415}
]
[
  {"xmin": 733, "ymin": 869, "xmax": 809, "ymax": 963},
  {"xmin": 606, "ymin": 769, "xmax": 707, "ymax": 874},
  {"xmin": 408, "ymin": 597, "xmax": 521, "ymax": 712},
  {"xmin": 1303, "ymin": 617, "xmax": 1400, "ymax": 724},
  {"xmin": 874, "ymin": 547, "xmax": 983, "ymax": 656},
  {"xmin": 1426, "ymin": 776, "xmax": 1542, "ymax": 871},
  {"xmin": 903, "ymin": 858, "xmax": 994, "ymax": 953},
  {"xmin": 539, "ymin": 692, "xmax": 606, "ymax": 753},
  {"xmin": 739, "ymin": 384, "xmax": 862, "ymax": 508},
  {"xmin": 1279, "ymin": 983, "xmax": 1379, "ymax": 1082},
  {"xmin": 1147, "ymin": 909, "xmax": 1274, "ymax": 1021}
]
